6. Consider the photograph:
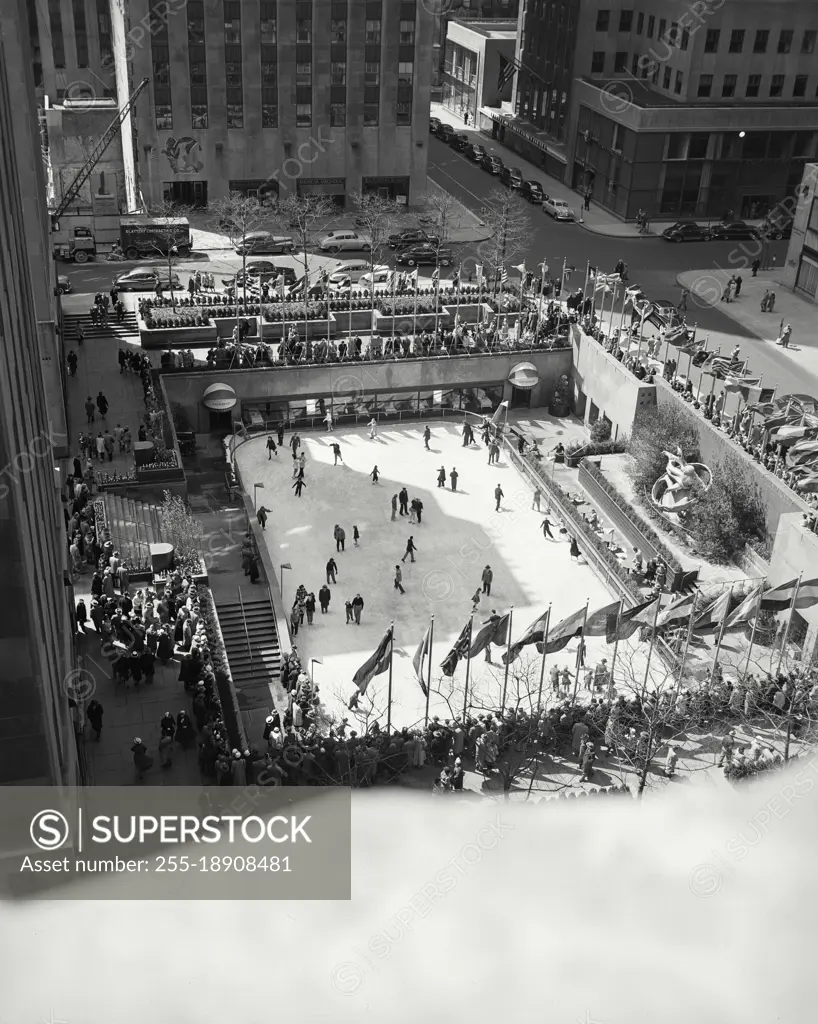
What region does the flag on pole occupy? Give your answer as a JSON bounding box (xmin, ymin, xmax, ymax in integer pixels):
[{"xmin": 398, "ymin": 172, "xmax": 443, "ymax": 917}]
[
  {"xmin": 441, "ymin": 621, "xmax": 472, "ymax": 676},
  {"xmin": 469, "ymin": 612, "xmax": 510, "ymax": 658},
  {"xmin": 490, "ymin": 400, "xmax": 509, "ymax": 425},
  {"xmin": 503, "ymin": 608, "xmax": 552, "ymax": 664},
  {"xmin": 761, "ymin": 578, "xmax": 802, "ymax": 611},
  {"xmin": 498, "ymin": 55, "xmax": 516, "ymax": 89},
  {"xmin": 352, "ymin": 626, "xmax": 393, "ymax": 694},
  {"xmin": 513, "ymin": 263, "xmax": 527, "ymax": 276},
  {"xmin": 500, "ymin": 266, "xmax": 509, "ymax": 284},
  {"xmin": 725, "ymin": 586, "xmax": 763, "ymax": 629},
  {"xmin": 693, "ymin": 590, "xmax": 731, "ymax": 630},
  {"xmin": 656, "ymin": 593, "xmax": 696, "ymax": 628},
  {"xmin": 475, "ymin": 264, "xmax": 483, "ymax": 285},
  {"xmin": 431, "ymin": 267, "xmax": 440, "ymax": 282},
  {"xmin": 605, "ymin": 598, "xmax": 658, "ymax": 642},
  {"xmin": 541, "ymin": 604, "xmax": 588, "ymax": 654},
  {"xmin": 412, "ymin": 621, "xmax": 433, "ymax": 696},
  {"xmin": 583, "ymin": 600, "xmax": 622, "ymax": 636}
]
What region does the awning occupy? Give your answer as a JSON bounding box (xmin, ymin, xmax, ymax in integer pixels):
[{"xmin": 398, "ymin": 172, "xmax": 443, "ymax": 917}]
[
  {"xmin": 508, "ymin": 362, "xmax": 539, "ymax": 389},
  {"xmin": 202, "ymin": 383, "xmax": 237, "ymax": 411}
]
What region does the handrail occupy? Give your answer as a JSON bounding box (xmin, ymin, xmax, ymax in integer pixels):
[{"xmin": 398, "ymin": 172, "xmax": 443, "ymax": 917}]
[{"xmin": 237, "ymin": 586, "xmax": 253, "ymax": 669}]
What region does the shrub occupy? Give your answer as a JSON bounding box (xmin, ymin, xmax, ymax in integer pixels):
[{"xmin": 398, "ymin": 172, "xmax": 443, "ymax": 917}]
[
  {"xmin": 690, "ymin": 454, "xmax": 767, "ymax": 564},
  {"xmin": 590, "ymin": 418, "xmax": 612, "ymax": 443},
  {"xmin": 161, "ymin": 490, "xmax": 204, "ymax": 561}
]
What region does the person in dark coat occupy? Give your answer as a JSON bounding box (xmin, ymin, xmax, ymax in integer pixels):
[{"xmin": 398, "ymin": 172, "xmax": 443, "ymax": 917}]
[
  {"xmin": 450, "ymin": 468, "xmax": 459, "ymax": 491},
  {"xmin": 141, "ymin": 648, "xmax": 156, "ymax": 684},
  {"xmin": 157, "ymin": 628, "xmax": 174, "ymax": 663},
  {"xmin": 75, "ymin": 599, "xmax": 88, "ymax": 632},
  {"xmin": 249, "ymin": 556, "xmax": 260, "ymax": 582},
  {"xmin": 86, "ymin": 700, "xmax": 104, "ymax": 740},
  {"xmin": 131, "ymin": 737, "xmax": 153, "ymax": 781},
  {"xmin": 437, "ymin": 466, "xmax": 446, "ymax": 488},
  {"xmin": 160, "ymin": 712, "xmax": 176, "ymax": 739},
  {"xmin": 570, "ymin": 535, "xmax": 581, "ymax": 560},
  {"xmin": 319, "ymin": 584, "xmax": 331, "ymax": 612},
  {"xmin": 176, "ymin": 710, "xmax": 195, "ymax": 747},
  {"xmin": 399, "ymin": 487, "xmax": 409, "ymax": 515}
]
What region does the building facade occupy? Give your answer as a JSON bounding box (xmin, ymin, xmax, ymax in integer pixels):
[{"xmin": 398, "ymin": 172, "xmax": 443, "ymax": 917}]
[
  {"xmin": 432, "ymin": 0, "xmax": 520, "ymax": 90},
  {"xmin": 441, "ymin": 20, "xmax": 517, "ymax": 125},
  {"xmin": 0, "ymin": 0, "xmax": 78, "ymax": 786},
  {"xmin": 782, "ymin": 162, "xmax": 818, "ymax": 302}
]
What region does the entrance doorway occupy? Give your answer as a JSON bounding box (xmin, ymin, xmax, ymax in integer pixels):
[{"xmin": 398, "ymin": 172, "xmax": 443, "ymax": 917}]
[
  {"xmin": 164, "ymin": 180, "xmax": 208, "ymax": 207},
  {"xmin": 208, "ymin": 408, "xmax": 233, "ymax": 432},
  {"xmin": 510, "ymin": 385, "xmax": 533, "ymax": 409}
]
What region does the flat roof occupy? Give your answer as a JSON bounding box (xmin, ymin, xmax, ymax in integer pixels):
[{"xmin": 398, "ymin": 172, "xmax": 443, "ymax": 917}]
[
  {"xmin": 452, "ymin": 19, "xmax": 518, "ymax": 38},
  {"xmin": 586, "ymin": 76, "xmax": 818, "ymax": 109}
]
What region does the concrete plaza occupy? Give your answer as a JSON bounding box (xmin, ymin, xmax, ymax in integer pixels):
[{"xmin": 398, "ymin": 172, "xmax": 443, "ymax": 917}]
[{"xmin": 235, "ymin": 419, "xmax": 622, "ymax": 729}]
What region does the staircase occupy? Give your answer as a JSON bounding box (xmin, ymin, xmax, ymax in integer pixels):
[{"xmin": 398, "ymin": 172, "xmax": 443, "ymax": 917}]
[
  {"xmin": 103, "ymin": 492, "xmax": 164, "ymax": 571},
  {"xmin": 63, "ymin": 310, "xmax": 140, "ymax": 345},
  {"xmin": 214, "ymin": 596, "xmax": 282, "ymax": 706}
]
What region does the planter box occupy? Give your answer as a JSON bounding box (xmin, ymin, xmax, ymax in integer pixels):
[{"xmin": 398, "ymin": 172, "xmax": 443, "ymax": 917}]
[
  {"xmin": 327, "ymin": 308, "xmax": 375, "ymax": 333},
  {"xmin": 212, "ymin": 315, "xmax": 260, "ymax": 339},
  {"xmin": 443, "ymin": 302, "xmax": 494, "ymax": 325},
  {"xmin": 373, "ymin": 310, "xmax": 441, "ymax": 334},
  {"xmin": 550, "ymin": 402, "xmax": 570, "ymax": 417},
  {"xmin": 260, "ymin": 315, "xmax": 336, "ymax": 340},
  {"xmin": 139, "ymin": 320, "xmax": 217, "ymax": 349},
  {"xmin": 135, "ymin": 464, "xmax": 185, "ymax": 485}
]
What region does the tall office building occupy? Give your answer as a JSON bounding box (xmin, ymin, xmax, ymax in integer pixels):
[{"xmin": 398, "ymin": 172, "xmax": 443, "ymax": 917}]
[
  {"xmin": 499, "ymin": 0, "xmax": 818, "ymax": 219},
  {"xmin": 0, "ymin": 0, "xmax": 78, "ymax": 785}
]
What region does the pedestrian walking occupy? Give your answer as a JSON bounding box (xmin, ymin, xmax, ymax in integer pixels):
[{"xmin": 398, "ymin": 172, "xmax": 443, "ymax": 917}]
[
  {"xmin": 334, "ymin": 524, "xmax": 346, "ymax": 551},
  {"xmin": 391, "ymin": 494, "xmax": 398, "ymax": 521},
  {"xmin": 761, "ymin": 289, "xmax": 770, "ymax": 312},
  {"xmin": 584, "ymin": 189, "xmax": 591, "ymax": 211},
  {"xmin": 353, "ymin": 525, "xmax": 360, "ymax": 547},
  {"xmin": 131, "ymin": 737, "xmax": 153, "ymax": 781},
  {"xmin": 768, "ymin": 290, "xmax": 776, "ymax": 311},
  {"xmin": 96, "ymin": 391, "xmax": 109, "ymax": 418},
  {"xmin": 331, "ymin": 442, "xmax": 343, "ymax": 465},
  {"xmin": 266, "ymin": 436, "xmax": 278, "ymax": 459},
  {"xmin": 394, "ymin": 565, "xmax": 405, "ymax": 594},
  {"xmin": 305, "ymin": 591, "xmax": 316, "ymax": 624},
  {"xmin": 437, "ymin": 466, "xmax": 446, "ymax": 488},
  {"xmin": 76, "ymin": 323, "xmax": 84, "ymax": 346},
  {"xmin": 371, "ymin": 465, "xmax": 380, "ymax": 484},
  {"xmin": 450, "ymin": 468, "xmax": 459, "ymax": 491},
  {"xmin": 86, "ymin": 699, "xmax": 104, "ymax": 740},
  {"xmin": 368, "ymin": 417, "xmax": 378, "ymax": 439},
  {"xmin": 352, "ymin": 593, "xmax": 364, "ymax": 624},
  {"xmin": 67, "ymin": 350, "xmax": 78, "ymax": 376},
  {"xmin": 85, "ymin": 396, "xmax": 95, "ymax": 424},
  {"xmin": 402, "ymin": 536, "xmax": 417, "ymax": 562},
  {"xmin": 292, "ymin": 477, "xmax": 306, "ymax": 497},
  {"xmin": 734, "ymin": 274, "xmax": 743, "ymax": 297},
  {"xmin": 423, "ymin": 425, "xmax": 431, "ymax": 450},
  {"xmin": 532, "ymin": 487, "xmax": 541, "ymax": 511},
  {"xmin": 678, "ymin": 287, "xmax": 689, "ymax": 311},
  {"xmin": 399, "ymin": 487, "xmax": 409, "ymax": 515},
  {"xmin": 494, "ymin": 484, "xmax": 504, "ymax": 511},
  {"xmin": 159, "ymin": 731, "xmax": 174, "ymax": 768},
  {"xmin": 319, "ymin": 583, "xmax": 331, "ymax": 612},
  {"xmin": 277, "ymin": 423, "xmax": 284, "ymax": 447},
  {"xmin": 481, "ymin": 565, "xmax": 493, "ymax": 595},
  {"xmin": 257, "ymin": 505, "xmax": 270, "ymax": 530},
  {"xmin": 248, "ymin": 556, "xmax": 260, "ymax": 583},
  {"xmin": 751, "ymin": 259, "xmax": 761, "ymax": 277},
  {"xmin": 541, "ymin": 517, "xmax": 555, "ymax": 540},
  {"xmin": 345, "ymin": 598, "xmax": 354, "ymax": 623}
]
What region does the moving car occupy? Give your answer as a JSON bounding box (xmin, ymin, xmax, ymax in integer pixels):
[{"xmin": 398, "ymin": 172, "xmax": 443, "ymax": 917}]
[
  {"xmin": 56, "ymin": 275, "xmax": 71, "ymax": 295},
  {"xmin": 449, "ymin": 133, "xmax": 470, "ymax": 151},
  {"xmin": 235, "ymin": 231, "xmax": 295, "ymax": 255},
  {"xmin": 113, "ymin": 268, "xmax": 182, "ymax": 291},
  {"xmin": 358, "ymin": 267, "xmax": 395, "ymax": 291},
  {"xmin": 760, "ymin": 217, "xmax": 793, "ymax": 240},
  {"xmin": 662, "ymin": 221, "xmax": 713, "ymax": 242},
  {"xmin": 388, "ymin": 228, "xmax": 440, "ymax": 249},
  {"xmin": 466, "ymin": 143, "xmax": 487, "ymax": 162},
  {"xmin": 429, "ymin": 116, "xmax": 441, "ymax": 133},
  {"xmin": 396, "ymin": 244, "xmax": 454, "ymax": 267},
  {"xmin": 499, "ymin": 166, "xmax": 524, "ymax": 189},
  {"xmin": 709, "ymin": 220, "xmax": 757, "ymax": 240},
  {"xmin": 435, "ymin": 123, "xmax": 455, "ymax": 140},
  {"xmin": 327, "ymin": 259, "xmax": 372, "ymax": 284},
  {"xmin": 543, "ymin": 196, "xmax": 574, "ymax": 220},
  {"xmin": 318, "ymin": 230, "xmax": 372, "ymax": 253},
  {"xmin": 480, "ymin": 154, "xmax": 504, "ymax": 175},
  {"xmin": 520, "ymin": 181, "xmax": 546, "ymax": 203}
]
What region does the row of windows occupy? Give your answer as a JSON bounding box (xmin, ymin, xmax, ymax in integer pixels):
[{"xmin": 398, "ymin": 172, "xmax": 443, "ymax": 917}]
[
  {"xmin": 698, "ymin": 72, "xmax": 815, "ymax": 99},
  {"xmin": 595, "ymin": 10, "xmax": 817, "ymax": 56}
]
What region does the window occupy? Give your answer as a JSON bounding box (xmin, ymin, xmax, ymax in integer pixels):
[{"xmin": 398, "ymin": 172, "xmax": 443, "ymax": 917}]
[
  {"xmin": 770, "ymin": 74, "xmax": 784, "ymax": 97},
  {"xmin": 364, "ymin": 103, "xmax": 379, "ymax": 126},
  {"xmin": 802, "ymin": 30, "xmax": 817, "ymax": 54},
  {"xmin": 674, "ymin": 70, "xmax": 683, "ymax": 94},
  {"xmin": 96, "ymin": 0, "xmax": 112, "ymax": 69},
  {"xmin": 658, "ymin": 19, "xmax": 665, "ymax": 41},
  {"xmin": 704, "ymin": 29, "xmax": 719, "ymax": 53},
  {"xmin": 729, "ymin": 29, "xmax": 744, "ymax": 53},
  {"xmin": 188, "ymin": 3, "xmax": 205, "ymax": 43},
  {"xmin": 262, "ymin": 101, "xmax": 277, "ymax": 128},
  {"xmin": 689, "ymin": 133, "xmax": 709, "ymax": 159},
  {"xmin": 614, "ymin": 51, "xmax": 627, "ymax": 72},
  {"xmin": 591, "ymin": 51, "xmax": 605, "ymax": 73},
  {"xmin": 224, "ymin": 2, "xmax": 242, "ymax": 126},
  {"xmin": 619, "ymin": 10, "xmax": 632, "ymax": 31},
  {"xmin": 224, "ymin": 1, "xmax": 241, "ymax": 43},
  {"xmin": 364, "ymin": 62, "xmax": 380, "ymax": 86},
  {"xmin": 397, "ymin": 100, "xmax": 412, "ymax": 126},
  {"xmin": 399, "ymin": 19, "xmax": 415, "ymax": 44},
  {"xmin": 631, "ymin": 53, "xmax": 639, "ymax": 76},
  {"xmin": 155, "ymin": 105, "xmax": 172, "ymax": 131},
  {"xmin": 681, "ymin": 27, "xmax": 689, "ymax": 50},
  {"xmin": 612, "ymin": 123, "xmax": 623, "ymax": 151},
  {"xmin": 778, "ymin": 29, "xmax": 793, "ymax": 53},
  {"xmin": 746, "ymin": 74, "xmax": 761, "ymax": 97},
  {"xmin": 331, "ymin": 103, "xmax": 346, "ymax": 127},
  {"xmin": 636, "ymin": 12, "xmax": 643, "ymax": 34},
  {"xmin": 296, "ymin": 103, "xmax": 311, "ymax": 126},
  {"xmin": 647, "ymin": 15, "xmax": 654, "ymax": 37},
  {"xmin": 297, "ymin": 19, "xmax": 311, "ymax": 42},
  {"xmin": 48, "ymin": 0, "xmax": 65, "ymax": 67},
  {"xmin": 596, "ymin": 10, "xmax": 609, "ymax": 31},
  {"xmin": 663, "ymin": 66, "xmax": 671, "ymax": 90},
  {"xmin": 366, "ymin": 19, "xmax": 381, "ymax": 43},
  {"xmin": 753, "ymin": 30, "xmax": 768, "ymax": 53},
  {"xmin": 398, "ymin": 61, "xmax": 413, "ymax": 83},
  {"xmin": 226, "ymin": 62, "xmax": 242, "ymax": 88},
  {"xmin": 260, "ymin": 1, "xmax": 276, "ymax": 44},
  {"xmin": 721, "ymin": 74, "xmax": 736, "ymax": 98},
  {"xmin": 227, "ymin": 103, "xmax": 243, "ymax": 128},
  {"xmin": 666, "ymin": 133, "xmax": 688, "ymax": 160},
  {"xmin": 296, "ymin": 62, "xmax": 312, "ymax": 85},
  {"xmin": 331, "ymin": 20, "xmax": 346, "ymax": 43},
  {"xmin": 697, "ymin": 74, "xmax": 712, "ymax": 98},
  {"xmin": 72, "ymin": 0, "xmax": 89, "ymax": 66},
  {"xmin": 331, "ymin": 62, "xmax": 346, "ymax": 85},
  {"xmin": 188, "ymin": 2, "xmax": 207, "ymax": 128},
  {"xmin": 794, "ymin": 75, "xmax": 807, "ymax": 97}
]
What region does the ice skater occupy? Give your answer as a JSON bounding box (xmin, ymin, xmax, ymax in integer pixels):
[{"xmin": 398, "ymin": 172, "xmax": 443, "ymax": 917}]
[
  {"xmin": 541, "ymin": 516, "xmax": 555, "ymax": 540},
  {"xmin": 292, "ymin": 454, "xmax": 300, "ymax": 478},
  {"xmin": 437, "ymin": 466, "xmax": 446, "ymax": 488},
  {"xmin": 394, "ymin": 565, "xmax": 405, "ymax": 594},
  {"xmin": 399, "ymin": 487, "xmax": 409, "ymax": 515},
  {"xmin": 494, "ymin": 484, "xmax": 504, "ymax": 511},
  {"xmin": 532, "ymin": 487, "xmax": 541, "ymax": 511},
  {"xmin": 569, "ymin": 535, "xmax": 581, "ymax": 561},
  {"xmin": 324, "ymin": 410, "xmax": 333, "ymax": 431},
  {"xmin": 402, "ymin": 535, "xmax": 417, "ymax": 563},
  {"xmin": 423, "ymin": 425, "xmax": 431, "ymax": 450},
  {"xmin": 450, "ymin": 467, "xmax": 459, "ymax": 491},
  {"xmin": 391, "ymin": 494, "xmax": 398, "ymax": 521},
  {"xmin": 368, "ymin": 417, "xmax": 378, "ymax": 439},
  {"xmin": 292, "ymin": 477, "xmax": 306, "ymax": 497},
  {"xmin": 334, "ymin": 524, "xmax": 346, "ymax": 551},
  {"xmin": 290, "ymin": 433, "xmax": 301, "ymax": 456},
  {"xmin": 266, "ymin": 436, "xmax": 278, "ymax": 459},
  {"xmin": 257, "ymin": 505, "xmax": 270, "ymax": 530},
  {"xmin": 371, "ymin": 465, "xmax": 380, "ymax": 484},
  {"xmin": 331, "ymin": 442, "xmax": 343, "ymax": 465},
  {"xmin": 326, "ymin": 557, "xmax": 338, "ymax": 584},
  {"xmin": 353, "ymin": 525, "xmax": 360, "ymax": 547}
]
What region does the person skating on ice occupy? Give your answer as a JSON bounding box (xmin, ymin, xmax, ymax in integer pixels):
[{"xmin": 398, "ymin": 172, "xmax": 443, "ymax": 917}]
[
  {"xmin": 437, "ymin": 466, "xmax": 446, "ymax": 488},
  {"xmin": 402, "ymin": 536, "xmax": 417, "ymax": 563}
]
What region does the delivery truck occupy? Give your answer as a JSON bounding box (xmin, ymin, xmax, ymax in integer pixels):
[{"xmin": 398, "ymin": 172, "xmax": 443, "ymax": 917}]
[{"xmin": 53, "ymin": 216, "xmax": 192, "ymax": 263}]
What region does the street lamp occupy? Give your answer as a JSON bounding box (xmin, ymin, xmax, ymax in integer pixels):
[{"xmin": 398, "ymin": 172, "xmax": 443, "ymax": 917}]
[
  {"xmin": 253, "ymin": 481, "xmax": 264, "ymax": 509},
  {"xmin": 310, "ymin": 657, "xmax": 322, "ymax": 680},
  {"xmin": 280, "ymin": 562, "xmax": 292, "ymax": 590}
]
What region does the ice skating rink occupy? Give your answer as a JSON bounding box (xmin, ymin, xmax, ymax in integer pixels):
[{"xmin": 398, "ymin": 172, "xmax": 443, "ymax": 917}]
[{"xmin": 236, "ymin": 420, "xmax": 618, "ymax": 727}]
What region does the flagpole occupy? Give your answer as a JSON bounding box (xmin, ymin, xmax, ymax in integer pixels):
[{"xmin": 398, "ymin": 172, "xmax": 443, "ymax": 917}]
[
  {"xmin": 536, "ymin": 604, "xmax": 552, "ymax": 710},
  {"xmin": 642, "ymin": 593, "xmax": 663, "ymax": 695},
  {"xmin": 742, "ymin": 586, "xmax": 763, "ymax": 681},
  {"xmin": 608, "ymin": 602, "xmax": 623, "ymax": 699},
  {"xmin": 581, "ymin": 261, "xmax": 590, "ymax": 311},
  {"xmin": 617, "ymin": 282, "xmax": 627, "ymax": 344},
  {"xmin": 696, "ymin": 335, "xmax": 710, "ymax": 401},
  {"xmin": 501, "ymin": 605, "xmax": 514, "ymax": 714},
  {"xmin": 413, "ymin": 271, "xmax": 418, "ymax": 339},
  {"xmin": 461, "ymin": 613, "xmax": 474, "ymax": 719},
  {"xmin": 709, "ymin": 586, "xmax": 733, "ymax": 687},
  {"xmin": 386, "ymin": 621, "xmax": 395, "ymax": 734},
  {"xmin": 675, "ymin": 592, "xmax": 698, "ymax": 695},
  {"xmin": 572, "ymin": 599, "xmax": 590, "ymax": 703},
  {"xmin": 280, "ymin": 275, "xmax": 287, "ymax": 358},
  {"xmin": 424, "ymin": 615, "xmax": 434, "ymax": 727},
  {"xmin": 455, "ymin": 264, "xmax": 462, "ymax": 325},
  {"xmin": 476, "ymin": 266, "xmax": 483, "ymax": 328},
  {"xmin": 776, "ymin": 572, "xmax": 803, "ymax": 675}
]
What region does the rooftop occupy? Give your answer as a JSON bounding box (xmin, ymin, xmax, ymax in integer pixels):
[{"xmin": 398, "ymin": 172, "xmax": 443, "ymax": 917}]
[{"xmin": 453, "ymin": 19, "xmax": 519, "ymax": 38}]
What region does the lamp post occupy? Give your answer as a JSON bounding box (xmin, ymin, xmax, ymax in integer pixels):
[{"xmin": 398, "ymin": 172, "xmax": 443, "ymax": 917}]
[
  {"xmin": 253, "ymin": 481, "xmax": 264, "ymax": 509},
  {"xmin": 280, "ymin": 562, "xmax": 292, "ymax": 593},
  {"xmin": 310, "ymin": 657, "xmax": 322, "ymax": 680}
]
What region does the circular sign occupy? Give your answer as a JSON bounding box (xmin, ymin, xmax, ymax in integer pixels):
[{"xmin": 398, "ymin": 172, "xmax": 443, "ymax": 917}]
[{"xmin": 202, "ymin": 383, "xmax": 237, "ymax": 411}]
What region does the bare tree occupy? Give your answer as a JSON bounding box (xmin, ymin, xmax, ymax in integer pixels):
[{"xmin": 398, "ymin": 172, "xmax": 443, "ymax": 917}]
[
  {"xmin": 273, "ymin": 192, "xmax": 337, "ymax": 341},
  {"xmin": 478, "ymin": 187, "xmax": 531, "ymax": 301},
  {"xmin": 348, "ymin": 190, "xmax": 399, "ymax": 308},
  {"xmin": 412, "ymin": 189, "xmax": 461, "ymax": 315},
  {"xmin": 144, "ymin": 199, "xmax": 194, "ymax": 311}
]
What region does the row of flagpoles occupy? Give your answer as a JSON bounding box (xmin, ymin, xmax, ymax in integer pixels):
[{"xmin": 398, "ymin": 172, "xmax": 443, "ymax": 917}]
[{"xmin": 348, "ymin": 574, "xmax": 818, "ymax": 723}]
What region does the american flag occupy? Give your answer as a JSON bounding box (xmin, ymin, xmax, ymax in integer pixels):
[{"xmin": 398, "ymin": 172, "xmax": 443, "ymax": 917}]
[{"xmin": 500, "ymin": 266, "xmax": 509, "ymax": 284}]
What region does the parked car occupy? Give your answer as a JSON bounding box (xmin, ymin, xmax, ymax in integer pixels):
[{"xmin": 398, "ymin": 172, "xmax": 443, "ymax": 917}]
[
  {"xmin": 318, "ymin": 230, "xmax": 372, "ymax": 253},
  {"xmin": 709, "ymin": 220, "xmax": 757, "ymax": 240},
  {"xmin": 235, "ymin": 231, "xmax": 295, "ymax": 255},
  {"xmin": 56, "ymin": 274, "xmax": 71, "ymax": 295},
  {"xmin": 449, "ymin": 133, "xmax": 470, "ymax": 151},
  {"xmin": 436, "ymin": 123, "xmax": 455, "ymax": 140},
  {"xmin": 388, "ymin": 228, "xmax": 440, "ymax": 249},
  {"xmin": 543, "ymin": 196, "xmax": 574, "ymax": 220},
  {"xmin": 662, "ymin": 221, "xmax": 713, "ymax": 242},
  {"xmin": 520, "ymin": 181, "xmax": 546, "ymax": 204},
  {"xmin": 760, "ymin": 218, "xmax": 793, "ymax": 240},
  {"xmin": 327, "ymin": 259, "xmax": 372, "ymax": 284},
  {"xmin": 499, "ymin": 166, "xmax": 524, "ymax": 189},
  {"xmin": 223, "ymin": 264, "xmax": 297, "ymax": 290},
  {"xmin": 480, "ymin": 154, "xmax": 504, "ymax": 175},
  {"xmin": 114, "ymin": 268, "xmax": 182, "ymax": 291},
  {"xmin": 396, "ymin": 244, "xmax": 454, "ymax": 267},
  {"xmin": 429, "ymin": 116, "xmax": 441, "ymax": 133},
  {"xmin": 466, "ymin": 143, "xmax": 487, "ymax": 162}
]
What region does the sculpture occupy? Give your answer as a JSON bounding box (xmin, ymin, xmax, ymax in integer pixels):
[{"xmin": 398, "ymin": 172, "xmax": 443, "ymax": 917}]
[{"xmin": 651, "ymin": 447, "xmax": 712, "ymax": 516}]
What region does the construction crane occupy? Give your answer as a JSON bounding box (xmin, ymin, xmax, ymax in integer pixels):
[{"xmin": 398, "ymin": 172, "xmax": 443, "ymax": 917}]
[{"xmin": 50, "ymin": 76, "xmax": 149, "ymax": 226}]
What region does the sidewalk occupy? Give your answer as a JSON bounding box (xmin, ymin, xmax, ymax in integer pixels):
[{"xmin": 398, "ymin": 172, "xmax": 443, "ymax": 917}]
[{"xmin": 677, "ymin": 268, "xmax": 818, "ymax": 377}]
